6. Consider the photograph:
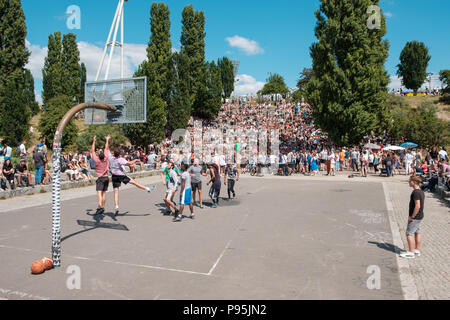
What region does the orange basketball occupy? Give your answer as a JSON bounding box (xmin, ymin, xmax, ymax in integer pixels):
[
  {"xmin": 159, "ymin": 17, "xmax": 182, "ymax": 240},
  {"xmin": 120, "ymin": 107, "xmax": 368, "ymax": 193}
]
[
  {"xmin": 31, "ymin": 260, "xmax": 45, "ymax": 275},
  {"xmin": 41, "ymin": 257, "xmax": 53, "ymax": 271}
]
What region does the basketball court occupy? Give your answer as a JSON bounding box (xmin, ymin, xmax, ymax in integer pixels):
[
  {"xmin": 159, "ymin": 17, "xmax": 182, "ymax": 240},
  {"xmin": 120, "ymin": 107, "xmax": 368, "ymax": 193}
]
[{"xmin": 0, "ymin": 176, "xmax": 403, "ymax": 300}]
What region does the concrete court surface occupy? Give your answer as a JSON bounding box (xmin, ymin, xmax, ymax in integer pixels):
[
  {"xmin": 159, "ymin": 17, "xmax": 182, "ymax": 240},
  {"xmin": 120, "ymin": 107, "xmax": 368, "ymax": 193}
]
[{"xmin": 0, "ymin": 176, "xmax": 403, "ymax": 300}]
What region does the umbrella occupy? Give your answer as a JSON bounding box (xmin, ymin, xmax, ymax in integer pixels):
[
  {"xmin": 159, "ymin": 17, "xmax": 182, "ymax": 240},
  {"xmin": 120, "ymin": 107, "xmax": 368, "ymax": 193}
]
[
  {"xmin": 364, "ymin": 143, "xmax": 381, "ymax": 149},
  {"xmin": 383, "ymin": 146, "xmax": 405, "ymax": 151},
  {"xmin": 401, "ymin": 142, "xmax": 418, "ymax": 149}
]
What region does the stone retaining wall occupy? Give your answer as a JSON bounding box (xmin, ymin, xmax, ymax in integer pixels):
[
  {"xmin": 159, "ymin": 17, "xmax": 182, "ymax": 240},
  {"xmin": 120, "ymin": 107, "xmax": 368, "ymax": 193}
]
[{"xmin": 0, "ymin": 170, "xmax": 159, "ymax": 200}]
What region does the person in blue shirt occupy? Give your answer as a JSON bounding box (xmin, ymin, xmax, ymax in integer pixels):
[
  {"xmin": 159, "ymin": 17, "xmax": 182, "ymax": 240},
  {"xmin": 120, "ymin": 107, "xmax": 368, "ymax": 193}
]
[
  {"xmin": 310, "ymin": 152, "xmax": 319, "ymax": 175},
  {"xmin": 307, "ymin": 152, "xmax": 313, "ymax": 173}
]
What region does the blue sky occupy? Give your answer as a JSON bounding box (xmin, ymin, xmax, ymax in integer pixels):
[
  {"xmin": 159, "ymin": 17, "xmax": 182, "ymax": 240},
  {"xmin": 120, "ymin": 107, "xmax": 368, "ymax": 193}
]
[{"xmin": 22, "ymin": 0, "xmax": 450, "ymax": 103}]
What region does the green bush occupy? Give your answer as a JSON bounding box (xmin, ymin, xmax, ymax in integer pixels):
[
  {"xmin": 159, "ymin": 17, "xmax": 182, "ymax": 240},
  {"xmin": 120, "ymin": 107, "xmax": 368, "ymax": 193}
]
[
  {"xmin": 388, "ymin": 100, "xmax": 450, "ymax": 148},
  {"xmin": 76, "ymin": 125, "xmax": 128, "ymax": 152},
  {"xmin": 38, "ymin": 95, "xmax": 78, "ymax": 149},
  {"xmin": 439, "ymin": 94, "xmax": 450, "ymax": 104},
  {"xmin": 10, "ymin": 156, "xmax": 35, "ymax": 172}
]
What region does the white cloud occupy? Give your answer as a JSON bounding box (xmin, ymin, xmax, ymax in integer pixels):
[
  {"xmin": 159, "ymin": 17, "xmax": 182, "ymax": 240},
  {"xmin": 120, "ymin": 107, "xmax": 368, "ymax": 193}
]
[
  {"xmin": 25, "ymin": 40, "xmax": 147, "ymax": 82},
  {"xmin": 34, "ymin": 91, "xmax": 43, "ymax": 105},
  {"xmin": 25, "ymin": 40, "xmax": 48, "ymax": 80},
  {"xmin": 384, "ymin": 11, "xmax": 393, "ymax": 18},
  {"xmin": 234, "ymin": 74, "xmax": 265, "ymax": 96},
  {"xmin": 225, "ymin": 35, "xmax": 264, "ymax": 56},
  {"xmin": 78, "ymin": 41, "xmax": 147, "ymax": 80}
]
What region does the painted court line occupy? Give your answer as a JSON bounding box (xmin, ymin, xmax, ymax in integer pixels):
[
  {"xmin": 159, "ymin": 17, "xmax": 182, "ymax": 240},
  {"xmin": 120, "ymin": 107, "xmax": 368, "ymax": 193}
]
[
  {"xmin": 0, "ymin": 244, "xmax": 210, "ymax": 277},
  {"xmin": 208, "ymin": 212, "xmax": 250, "ymax": 276},
  {"xmin": 382, "ymin": 182, "xmax": 419, "ymax": 300}
]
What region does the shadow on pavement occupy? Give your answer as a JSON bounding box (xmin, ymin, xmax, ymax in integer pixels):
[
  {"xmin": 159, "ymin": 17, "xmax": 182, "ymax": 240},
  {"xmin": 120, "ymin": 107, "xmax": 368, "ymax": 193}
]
[{"xmin": 368, "ymin": 241, "xmax": 404, "ymax": 254}]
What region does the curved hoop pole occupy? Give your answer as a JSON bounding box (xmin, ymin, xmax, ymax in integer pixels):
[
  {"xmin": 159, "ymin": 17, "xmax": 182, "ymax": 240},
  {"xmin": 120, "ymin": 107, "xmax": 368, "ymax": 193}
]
[{"xmin": 51, "ymin": 103, "xmax": 116, "ymax": 267}]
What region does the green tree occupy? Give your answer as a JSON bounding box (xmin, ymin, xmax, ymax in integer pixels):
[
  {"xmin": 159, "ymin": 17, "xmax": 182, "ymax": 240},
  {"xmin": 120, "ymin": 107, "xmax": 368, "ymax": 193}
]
[
  {"xmin": 24, "ymin": 69, "xmax": 39, "ymax": 116},
  {"xmin": 439, "ymin": 70, "xmax": 450, "ymax": 93},
  {"xmin": 439, "ymin": 69, "xmax": 450, "ymax": 104},
  {"xmin": 124, "ymin": 2, "xmax": 171, "ymax": 145},
  {"xmin": 260, "ymin": 73, "xmax": 289, "ymax": 96},
  {"xmin": 292, "ymin": 68, "xmax": 313, "ymax": 102},
  {"xmin": 166, "ymin": 52, "xmax": 194, "ymax": 133},
  {"xmin": 76, "ymin": 125, "xmax": 127, "ymax": 152},
  {"xmin": 42, "ymin": 32, "xmax": 64, "ymax": 105},
  {"xmin": 80, "ymin": 62, "xmax": 87, "ymax": 102},
  {"xmin": 405, "ymin": 102, "xmax": 449, "ymax": 148},
  {"xmin": 62, "ymin": 33, "xmax": 81, "ymax": 103},
  {"xmin": 180, "ymin": 5, "xmax": 206, "ymax": 116},
  {"xmin": 296, "ymin": 68, "xmax": 313, "ymax": 92},
  {"xmin": 42, "ymin": 32, "xmax": 83, "ymax": 105},
  {"xmin": 123, "ymin": 62, "xmax": 167, "ymax": 146},
  {"xmin": 38, "ymin": 95, "xmax": 77, "ymax": 148},
  {"xmin": 397, "ymin": 41, "xmax": 431, "ymax": 95},
  {"xmin": 147, "ymin": 2, "xmax": 172, "ymax": 101},
  {"xmin": 193, "ymin": 61, "xmax": 223, "ymax": 119},
  {"xmin": 306, "ymin": 0, "xmax": 390, "ymax": 146},
  {"xmin": 218, "ymin": 57, "xmax": 235, "ymax": 100},
  {"xmin": 0, "ymin": 0, "xmax": 31, "ymax": 146}
]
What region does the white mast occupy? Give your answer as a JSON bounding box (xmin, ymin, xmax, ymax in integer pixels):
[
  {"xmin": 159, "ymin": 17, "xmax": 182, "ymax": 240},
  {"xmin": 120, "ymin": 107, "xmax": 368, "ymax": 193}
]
[{"xmin": 95, "ymin": 0, "xmax": 126, "ymax": 81}]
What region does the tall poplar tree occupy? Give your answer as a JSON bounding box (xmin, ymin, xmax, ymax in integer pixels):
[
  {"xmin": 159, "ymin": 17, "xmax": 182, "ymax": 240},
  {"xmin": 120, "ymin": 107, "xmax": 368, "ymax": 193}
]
[
  {"xmin": 147, "ymin": 2, "xmax": 172, "ymax": 101},
  {"xmin": 42, "ymin": 32, "xmax": 64, "ymax": 105},
  {"xmin": 218, "ymin": 57, "xmax": 235, "ymax": 100},
  {"xmin": 80, "ymin": 62, "xmax": 87, "ymax": 102},
  {"xmin": 306, "ymin": 0, "xmax": 390, "ymax": 146},
  {"xmin": 42, "ymin": 32, "xmax": 82, "ymax": 105},
  {"xmin": 180, "ymin": 5, "xmax": 206, "ymax": 116},
  {"xmin": 124, "ymin": 2, "xmax": 171, "ymax": 146},
  {"xmin": 62, "ymin": 33, "xmax": 81, "ymax": 103},
  {"xmin": 166, "ymin": 52, "xmax": 193, "ymax": 133},
  {"xmin": 0, "ymin": 0, "xmax": 31, "ymax": 145},
  {"xmin": 24, "ymin": 69, "xmax": 39, "ymax": 116},
  {"xmin": 194, "ymin": 61, "xmax": 222, "ymax": 119}
]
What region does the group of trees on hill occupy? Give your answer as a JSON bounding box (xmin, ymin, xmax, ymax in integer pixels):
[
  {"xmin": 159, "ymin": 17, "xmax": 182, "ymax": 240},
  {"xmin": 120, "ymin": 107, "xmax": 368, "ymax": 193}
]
[{"xmin": 1, "ymin": 0, "xmax": 448, "ymax": 151}]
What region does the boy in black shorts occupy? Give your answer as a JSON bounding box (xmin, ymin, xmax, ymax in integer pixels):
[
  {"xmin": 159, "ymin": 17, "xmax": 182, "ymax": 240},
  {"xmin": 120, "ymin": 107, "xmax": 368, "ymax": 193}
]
[
  {"xmin": 91, "ymin": 136, "xmax": 111, "ymax": 215},
  {"xmin": 108, "ymin": 148, "xmax": 156, "ymax": 216}
]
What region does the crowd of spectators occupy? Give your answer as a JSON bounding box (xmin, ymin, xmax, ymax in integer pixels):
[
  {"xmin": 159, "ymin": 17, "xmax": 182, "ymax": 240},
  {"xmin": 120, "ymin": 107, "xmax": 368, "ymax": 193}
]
[{"xmin": 0, "ymin": 102, "xmax": 449, "ymax": 193}]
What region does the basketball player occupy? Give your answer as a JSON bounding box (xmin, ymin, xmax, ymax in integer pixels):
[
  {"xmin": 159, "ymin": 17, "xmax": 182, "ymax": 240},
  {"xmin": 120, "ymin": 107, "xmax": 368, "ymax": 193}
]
[{"xmin": 108, "ymin": 147, "xmax": 156, "ymax": 216}]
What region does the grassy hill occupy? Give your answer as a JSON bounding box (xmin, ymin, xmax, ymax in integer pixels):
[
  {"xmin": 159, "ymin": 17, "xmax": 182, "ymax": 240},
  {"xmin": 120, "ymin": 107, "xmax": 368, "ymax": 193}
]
[{"xmin": 400, "ymin": 95, "xmax": 450, "ymax": 121}]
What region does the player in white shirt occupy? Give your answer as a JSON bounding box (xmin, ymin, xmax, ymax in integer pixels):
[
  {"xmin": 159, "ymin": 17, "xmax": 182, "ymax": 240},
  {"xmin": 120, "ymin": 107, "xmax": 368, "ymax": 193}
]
[{"xmin": 175, "ymin": 163, "xmax": 194, "ymax": 222}]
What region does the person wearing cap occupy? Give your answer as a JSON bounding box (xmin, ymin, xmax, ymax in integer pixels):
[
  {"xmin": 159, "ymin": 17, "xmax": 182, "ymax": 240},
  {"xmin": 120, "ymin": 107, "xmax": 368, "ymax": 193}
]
[
  {"xmin": 15, "ymin": 158, "xmax": 32, "ymax": 187},
  {"xmin": 33, "ymin": 146, "xmax": 46, "ymax": 185}
]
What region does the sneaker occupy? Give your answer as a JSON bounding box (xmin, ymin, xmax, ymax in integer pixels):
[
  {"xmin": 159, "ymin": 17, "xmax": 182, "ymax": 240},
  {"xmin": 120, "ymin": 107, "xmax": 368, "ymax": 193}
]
[
  {"xmin": 174, "ymin": 214, "xmax": 183, "ymax": 222},
  {"xmin": 400, "ymin": 252, "xmax": 415, "ymax": 259},
  {"xmin": 146, "ymin": 185, "xmax": 156, "ymax": 193},
  {"xmin": 414, "ymin": 250, "xmax": 421, "ymax": 257},
  {"xmin": 212, "ymin": 203, "xmax": 218, "ymax": 208},
  {"xmin": 114, "ymin": 207, "xmax": 119, "ymax": 217},
  {"xmin": 199, "ymin": 204, "xmax": 204, "ymax": 209},
  {"xmin": 190, "ymin": 214, "xmax": 195, "ymax": 220},
  {"xmin": 165, "ymin": 210, "xmax": 172, "ymax": 216},
  {"xmin": 95, "ymin": 208, "xmax": 103, "ymax": 215}
]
